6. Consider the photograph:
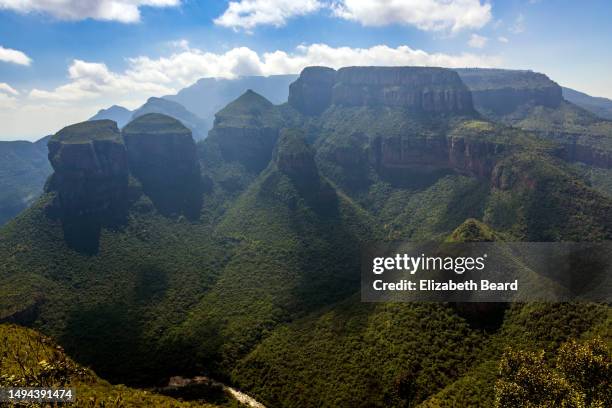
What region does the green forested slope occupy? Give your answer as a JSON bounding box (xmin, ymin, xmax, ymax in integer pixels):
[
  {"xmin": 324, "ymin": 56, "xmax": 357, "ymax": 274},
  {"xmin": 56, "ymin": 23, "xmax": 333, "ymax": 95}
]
[{"xmin": 0, "ymin": 68, "xmax": 610, "ymax": 408}]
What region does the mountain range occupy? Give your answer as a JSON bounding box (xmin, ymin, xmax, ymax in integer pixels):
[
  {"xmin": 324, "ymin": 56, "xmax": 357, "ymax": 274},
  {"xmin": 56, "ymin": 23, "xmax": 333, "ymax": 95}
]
[{"xmin": 1, "ymin": 65, "xmax": 610, "ymax": 407}]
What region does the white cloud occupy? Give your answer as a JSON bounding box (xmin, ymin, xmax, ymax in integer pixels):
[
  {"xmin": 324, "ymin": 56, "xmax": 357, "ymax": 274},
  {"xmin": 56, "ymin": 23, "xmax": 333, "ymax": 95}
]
[
  {"xmin": 332, "ymin": 0, "xmax": 492, "ymax": 32},
  {"xmin": 498, "ymin": 36, "xmax": 508, "ymax": 43},
  {"xmin": 214, "ymin": 0, "xmax": 323, "ymax": 30},
  {"xmin": 0, "ymin": 45, "xmax": 32, "ymax": 65},
  {"xmin": 0, "ymin": 0, "xmax": 181, "ymax": 23},
  {"xmin": 0, "ymin": 82, "xmax": 19, "ymax": 95},
  {"xmin": 5, "ymin": 43, "xmax": 501, "ymax": 139},
  {"xmin": 468, "ymin": 33, "xmax": 487, "ymax": 48}
]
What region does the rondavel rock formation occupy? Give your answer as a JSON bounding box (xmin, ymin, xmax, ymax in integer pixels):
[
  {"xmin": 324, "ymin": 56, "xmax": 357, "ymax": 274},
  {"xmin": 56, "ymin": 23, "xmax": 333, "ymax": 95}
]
[
  {"xmin": 123, "ymin": 113, "xmax": 202, "ymax": 218},
  {"xmin": 46, "ymin": 114, "xmax": 202, "ymax": 253}
]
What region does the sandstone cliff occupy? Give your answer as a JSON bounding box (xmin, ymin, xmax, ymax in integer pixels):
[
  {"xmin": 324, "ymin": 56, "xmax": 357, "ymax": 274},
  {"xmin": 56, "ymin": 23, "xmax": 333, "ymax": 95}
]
[
  {"xmin": 289, "ymin": 66, "xmax": 475, "ymax": 115},
  {"xmin": 456, "ymin": 68, "xmax": 563, "ymax": 115},
  {"xmin": 123, "ymin": 113, "xmax": 202, "ymax": 218},
  {"xmin": 208, "ymin": 90, "xmax": 283, "ymax": 172},
  {"xmin": 47, "ymin": 120, "xmax": 129, "ymax": 219},
  {"xmin": 46, "ymin": 120, "xmax": 129, "ymax": 253}
]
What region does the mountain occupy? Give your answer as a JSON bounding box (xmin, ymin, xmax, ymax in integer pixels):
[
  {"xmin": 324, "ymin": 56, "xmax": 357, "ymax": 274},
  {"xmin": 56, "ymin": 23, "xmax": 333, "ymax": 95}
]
[
  {"xmin": 164, "ymin": 74, "xmax": 298, "ymax": 134},
  {"xmin": 456, "ymin": 68, "xmax": 612, "ymax": 169},
  {"xmin": 0, "ymin": 66, "xmax": 610, "ymax": 407},
  {"xmin": 0, "ymin": 136, "xmax": 52, "ymax": 225},
  {"xmin": 89, "ymin": 105, "xmax": 133, "ymax": 128},
  {"xmin": 562, "ymin": 86, "xmax": 612, "ymax": 120},
  {"xmin": 131, "ymin": 97, "xmax": 209, "ymax": 140}
]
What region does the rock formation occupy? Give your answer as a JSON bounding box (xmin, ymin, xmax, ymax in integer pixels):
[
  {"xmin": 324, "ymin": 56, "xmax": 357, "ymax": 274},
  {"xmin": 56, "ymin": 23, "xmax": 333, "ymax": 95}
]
[
  {"xmin": 47, "ymin": 120, "xmax": 129, "ymax": 220},
  {"xmin": 289, "ymin": 66, "xmax": 475, "ymax": 115},
  {"xmin": 456, "ymin": 68, "xmax": 563, "ymax": 115},
  {"xmin": 123, "ymin": 113, "xmax": 202, "ymax": 218},
  {"xmin": 46, "ymin": 120, "xmax": 129, "ymax": 253},
  {"xmin": 208, "ymin": 90, "xmax": 282, "ymax": 172}
]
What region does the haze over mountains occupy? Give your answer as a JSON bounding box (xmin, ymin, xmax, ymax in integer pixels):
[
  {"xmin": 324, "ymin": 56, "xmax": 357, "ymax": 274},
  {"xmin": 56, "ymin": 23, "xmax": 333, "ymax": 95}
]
[{"xmin": 1, "ymin": 65, "xmax": 610, "ymax": 406}]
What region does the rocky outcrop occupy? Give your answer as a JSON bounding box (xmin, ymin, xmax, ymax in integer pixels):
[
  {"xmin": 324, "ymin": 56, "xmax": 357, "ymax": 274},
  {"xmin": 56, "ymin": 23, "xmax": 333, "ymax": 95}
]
[
  {"xmin": 289, "ymin": 66, "xmax": 475, "ymax": 115},
  {"xmin": 456, "ymin": 68, "xmax": 563, "ymax": 115},
  {"xmin": 373, "ymin": 135, "xmax": 504, "ymax": 180},
  {"xmin": 551, "ymin": 136, "xmax": 612, "ymax": 168},
  {"xmin": 47, "ymin": 120, "xmax": 129, "ymax": 220},
  {"xmin": 46, "ymin": 120, "xmax": 129, "ymax": 253},
  {"xmin": 288, "ymin": 67, "xmax": 336, "ymax": 115},
  {"xmin": 123, "ymin": 113, "xmax": 202, "ymax": 218},
  {"xmin": 209, "ymin": 90, "xmax": 282, "ymax": 172}
]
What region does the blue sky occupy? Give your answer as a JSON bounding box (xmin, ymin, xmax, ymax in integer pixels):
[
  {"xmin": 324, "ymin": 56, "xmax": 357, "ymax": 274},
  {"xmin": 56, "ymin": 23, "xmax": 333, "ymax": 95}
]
[{"xmin": 0, "ymin": 0, "xmax": 611, "ymax": 140}]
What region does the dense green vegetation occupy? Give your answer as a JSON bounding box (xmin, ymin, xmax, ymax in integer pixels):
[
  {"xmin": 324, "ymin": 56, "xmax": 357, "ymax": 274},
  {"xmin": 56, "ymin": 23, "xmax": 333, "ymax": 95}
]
[
  {"xmin": 494, "ymin": 337, "xmax": 610, "ymax": 407},
  {"xmin": 0, "ymin": 324, "xmax": 227, "ymax": 407},
  {"xmin": 1, "ymin": 71, "xmax": 611, "ymax": 408},
  {"xmin": 457, "ymin": 68, "xmax": 559, "ymax": 91},
  {"xmin": 52, "ymin": 120, "xmax": 122, "ymax": 144},
  {"xmin": 123, "ymin": 112, "xmax": 192, "ymax": 135}
]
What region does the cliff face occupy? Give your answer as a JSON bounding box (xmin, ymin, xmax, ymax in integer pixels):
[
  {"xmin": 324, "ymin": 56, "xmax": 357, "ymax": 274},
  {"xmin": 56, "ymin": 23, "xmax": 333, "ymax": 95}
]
[
  {"xmin": 289, "ymin": 66, "xmax": 475, "ymax": 115},
  {"xmin": 208, "ymin": 90, "xmax": 282, "ymax": 172},
  {"xmin": 123, "ymin": 113, "xmax": 202, "ymax": 218},
  {"xmin": 373, "ymin": 135, "xmax": 503, "ymax": 180},
  {"xmin": 47, "ymin": 120, "xmax": 129, "ymax": 219},
  {"xmin": 456, "ymin": 68, "xmax": 563, "ymax": 115},
  {"xmin": 288, "ymin": 67, "xmax": 336, "ymax": 115},
  {"xmin": 46, "ymin": 120, "xmax": 129, "ymax": 253}
]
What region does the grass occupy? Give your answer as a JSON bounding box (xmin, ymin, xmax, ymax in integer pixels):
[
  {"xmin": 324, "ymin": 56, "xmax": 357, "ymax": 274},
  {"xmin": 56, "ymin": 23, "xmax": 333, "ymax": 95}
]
[{"xmin": 0, "ymin": 324, "xmax": 226, "ymax": 407}]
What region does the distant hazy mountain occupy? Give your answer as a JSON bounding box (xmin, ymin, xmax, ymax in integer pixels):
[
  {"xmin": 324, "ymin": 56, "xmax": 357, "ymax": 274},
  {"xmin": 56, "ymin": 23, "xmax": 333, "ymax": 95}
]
[
  {"xmin": 164, "ymin": 74, "xmax": 297, "ymax": 132},
  {"xmin": 131, "ymin": 97, "xmax": 209, "ymax": 140},
  {"xmin": 89, "ymin": 105, "xmax": 133, "ymax": 128},
  {"xmin": 456, "ymin": 68, "xmax": 612, "ymax": 169},
  {"xmin": 562, "ymin": 86, "xmax": 612, "ymax": 120},
  {"xmin": 0, "ymin": 135, "xmax": 52, "ymax": 225}
]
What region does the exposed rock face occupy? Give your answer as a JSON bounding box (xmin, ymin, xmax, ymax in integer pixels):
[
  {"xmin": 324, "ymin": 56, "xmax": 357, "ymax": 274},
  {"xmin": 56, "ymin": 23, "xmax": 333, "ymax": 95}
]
[
  {"xmin": 456, "ymin": 68, "xmax": 563, "ymax": 115},
  {"xmin": 46, "ymin": 120, "xmax": 129, "ymax": 253},
  {"xmin": 288, "ymin": 67, "xmax": 336, "ymax": 115},
  {"xmin": 123, "ymin": 113, "xmax": 202, "ymax": 218},
  {"xmin": 289, "ymin": 66, "xmax": 475, "ymax": 115},
  {"xmin": 554, "ymin": 137, "xmax": 612, "ymax": 168},
  {"xmin": 47, "ymin": 120, "xmax": 129, "ymax": 219},
  {"xmin": 373, "ymin": 135, "xmax": 503, "ymax": 180},
  {"xmin": 209, "ymin": 90, "xmax": 282, "ymax": 172}
]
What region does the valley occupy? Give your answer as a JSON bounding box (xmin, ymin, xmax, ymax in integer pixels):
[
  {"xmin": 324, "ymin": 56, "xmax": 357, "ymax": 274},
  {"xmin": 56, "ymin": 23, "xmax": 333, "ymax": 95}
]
[{"xmin": 0, "ymin": 66, "xmax": 610, "ymax": 407}]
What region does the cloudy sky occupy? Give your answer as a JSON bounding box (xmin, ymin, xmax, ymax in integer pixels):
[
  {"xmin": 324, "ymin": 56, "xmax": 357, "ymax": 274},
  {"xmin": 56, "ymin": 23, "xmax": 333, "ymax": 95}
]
[{"xmin": 0, "ymin": 0, "xmax": 611, "ymax": 140}]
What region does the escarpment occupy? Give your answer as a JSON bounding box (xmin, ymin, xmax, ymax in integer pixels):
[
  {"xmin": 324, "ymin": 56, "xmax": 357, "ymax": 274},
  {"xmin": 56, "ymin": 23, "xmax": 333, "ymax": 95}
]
[
  {"xmin": 47, "ymin": 120, "xmax": 129, "ymax": 220},
  {"xmin": 289, "ymin": 66, "xmax": 475, "ymax": 115},
  {"xmin": 456, "ymin": 68, "xmax": 563, "ymax": 115},
  {"xmin": 373, "ymin": 134, "xmax": 503, "ymax": 179},
  {"xmin": 123, "ymin": 113, "xmax": 203, "ymax": 218},
  {"xmin": 46, "ymin": 120, "xmax": 129, "ymax": 252},
  {"xmin": 456, "ymin": 68, "xmax": 612, "ymax": 169}
]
